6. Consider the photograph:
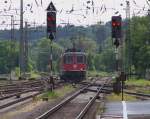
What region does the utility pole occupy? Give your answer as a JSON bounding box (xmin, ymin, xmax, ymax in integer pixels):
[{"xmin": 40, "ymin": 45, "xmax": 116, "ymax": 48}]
[
  {"xmin": 10, "ymin": 15, "xmax": 15, "ymax": 80},
  {"xmin": 20, "ymin": 0, "xmax": 25, "ymax": 77},
  {"xmin": 10, "ymin": 15, "xmax": 14, "ymax": 43},
  {"xmin": 126, "ymin": 1, "xmax": 131, "ymax": 77},
  {"xmin": 24, "ymin": 22, "xmax": 28, "ymax": 72}
]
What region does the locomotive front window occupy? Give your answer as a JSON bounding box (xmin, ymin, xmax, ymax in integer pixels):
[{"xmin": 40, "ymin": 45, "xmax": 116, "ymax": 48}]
[
  {"xmin": 64, "ymin": 55, "xmax": 73, "ymax": 64},
  {"xmin": 77, "ymin": 55, "xmax": 85, "ymax": 63}
]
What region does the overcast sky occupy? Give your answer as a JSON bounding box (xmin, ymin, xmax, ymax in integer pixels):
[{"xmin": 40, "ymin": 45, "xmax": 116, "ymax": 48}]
[{"xmin": 0, "ymin": 0, "xmax": 149, "ymax": 29}]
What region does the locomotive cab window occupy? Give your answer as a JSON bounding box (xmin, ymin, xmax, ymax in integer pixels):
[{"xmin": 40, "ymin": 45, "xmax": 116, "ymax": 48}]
[
  {"xmin": 64, "ymin": 54, "xmax": 73, "ymax": 64},
  {"xmin": 77, "ymin": 55, "xmax": 85, "ymax": 64}
]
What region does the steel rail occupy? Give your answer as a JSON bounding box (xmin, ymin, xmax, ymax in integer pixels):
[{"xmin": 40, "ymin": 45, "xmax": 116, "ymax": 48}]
[
  {"xmin": 0, "ymin": 79, "xmax": 65, "ymax": 100},
  {"xmin": 35, "ymin": 77, "xmax": 108, "ymax": 119},
  {"xmin": 124, "ymin": 91, "xmax": 150, "ymax": 98},
  {"xmin": 75, "ymin": 80, "xmax": 109, "ymax": 119},
  {"xmin": 35, "ymin": 85, "xmax": 91, "ymax": 119},
  {"xmin": 102, "ymin": 88, "xmax": 150, "ymax": 98},
  {"xmin": 0, "ymin": 81, "xmax": 42, "ymax": 90},
  {"xmin": 0, "ymin": 87, "xmax": 43, "ymax": 100},
  {"xmin": 0, "ymin": 81, "xmax": 43, "ymax": 94},
  {"xmin": 0, "ymin": 92, "xmax": 41, "ymax": 110}
]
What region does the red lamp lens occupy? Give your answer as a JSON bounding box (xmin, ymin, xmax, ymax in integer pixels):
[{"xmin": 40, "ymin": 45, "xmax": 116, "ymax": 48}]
[{"xmin": 112, "ymin": 22, "xmax": 116, "ymax": 26}]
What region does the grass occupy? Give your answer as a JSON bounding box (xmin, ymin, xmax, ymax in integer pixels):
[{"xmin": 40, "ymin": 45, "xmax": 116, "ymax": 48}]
[
  {"xmin": 124, "ymin": 78, "xmax": 150, "ymax": 95},
  {"xmin": 106, "ymin": 93, "xmax": 137, "ymax": 101},
  {"xmin": 138, "ymin": 89, "xmax": 150, "ymax": 94},
  {"xmin": 30, "ymin": 71, "xmax": 41, "ymax": 79},
  {"xmin": 42, "ymin": 91, "xmax": 59, "ymax": 99},
  {"xmin": 40, "ymin": 84, "xmax": 75, "ymax": 101},
  {"xmin": 96, "ymin": 102, "xmax": 105, "ymax": 115},
  {"xmin": 55, "ymin": 84, "xmax": 75, "ymax": 97},
  {"xmin": 87, "ymin": 71, "xmax": 111, "ymax": 77},
  {"xmin": 126, "ymin": 78, "xmax": 150, "ymax": 86}
]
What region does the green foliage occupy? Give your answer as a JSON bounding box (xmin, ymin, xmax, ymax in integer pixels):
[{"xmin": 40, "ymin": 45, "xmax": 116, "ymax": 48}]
[
  {"xmin": 87, "ymin": 71, "xmax": 110, "ymax": 77},
  {"xmin": 30, "ymin": 71, "xmax": 40, "ymax": 79},
  {"xmin": 0, "ymin": 40, "xmax": 19, "ymax": 74},
  {"xmin": 126, "ymin": 78, "xmax": 150, "ymax": 86},
  {"xmin": 0, "ymin": 23, "xmax": 112, "ymax": 74},
  {"xmin": 32, "ymin": 38, "xmax": 63, "ymax": 72},
  {"xmin": 14, "ymin": 67, "xmax": 20, "ymax": 77},
  {"xmin": 93, "ymin": 38, "xmax": 115, "ymax": 72},
  {"xmin": 0, "ymin": 17, "xmax": 149, "ymax": 77},
  {"xmin": 58, "ymin": 36, "xmax": 98, "ymax": 53},
  {"xmin": 41, "ymin": 84, "xmax": 74, "ymax": 100},
  {"xmin": 106, "ymin": 93, "xmax": 137, "ymax": 101},
  {"xmin": 42, "ymin": 91, "xmax": 59, "ymax": 99},
  {"xmin": 87, "ymin": 52, "xmax": 95, "ymax": 70},
  {"xmin": 31, "ymin": 36, "xmax": 100, "ymax": 72},
  {"xmin": 128, "ymin": 16, "xmax": 150, "ymax": 77},
  {"xmin": 74, "ymin": 37, "xmax": 98, "ymax": 52}
]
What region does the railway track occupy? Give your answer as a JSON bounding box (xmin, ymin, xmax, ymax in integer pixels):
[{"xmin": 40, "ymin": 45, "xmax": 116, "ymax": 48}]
[
  {"xmin": 0, "ymin": 76, "xmax": 111, "ymax": 119},
  {"xmin": 35, "ymin": 85, "xmax": 90, "ymax": 119},
  {"xmin": 0, "ymin": 76, "xmax": 56, "ymax": 97},
  {"xmin": 0, "ymin": 76, "xmax": 98, "ymax": 98},
  {"xmin": 75, "ymin": 82, "xmax": 106, "ymax": 119},
  {"xmin": 35, "ymin": 77, "xmax": 111, "ymax": 119},
  {"xmin": 0, "ymin": 91, "xmax": 41, "ymax": 110},
  {"xmin": 0, "ymin": 81, "xmax": 64, "ymax": 102},
  {"xmin": 0, "ymin": 76, "xmax": 74, "ymax": 111},
  {"xmin": 0, "ymin": 87, "xmax": 43, "ymax": 101},
  {"xmin": 102, "ymin": 87, "xmax": 150, "ymax": 100},
  {"xmin": 124, "ymin": 90, "xmax": 150, "ymax": 100},
  {"xmin": 1, "ymin": 77, "xmax": 149, "ymax": 119},
  {"xmin": 0, "ymin": 80, "xmax": 42, "ymax": 93}
]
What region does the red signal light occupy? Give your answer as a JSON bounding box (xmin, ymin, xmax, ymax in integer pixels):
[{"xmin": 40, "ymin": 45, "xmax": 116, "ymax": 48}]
[
  {"xmin": 47, "ymin": 12, "xmax": 56, "ymax": 33},
  {"xmin": 112, "ymin": 22, "xmax": 121, "ymax": 27},
  {"xmin": 47, "ymin": 16, "xmax": 55, "ymax": 21},
  {"xmin": 112, "ymin": 22, "xmax": 116, "ymax": 26},
  {"xmin": 117, "ymin": 22, "xmax": 121, "ymax": 26},
  {"xmin": 111, "ymin": 16, "xmax": 122, "ymax": 38}
]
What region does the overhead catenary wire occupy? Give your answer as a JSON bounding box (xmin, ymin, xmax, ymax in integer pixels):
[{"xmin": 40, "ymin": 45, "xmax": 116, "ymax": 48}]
[{"xmin": 0, "ymin": 0, "xmax": 149, "ymax": 27}]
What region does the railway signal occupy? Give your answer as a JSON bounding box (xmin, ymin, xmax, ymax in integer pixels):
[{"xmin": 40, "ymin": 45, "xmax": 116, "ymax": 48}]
[
  {"xmin": 114, "ymin": 39, "xmax": 120, "ymax": 48},
  {"xmin": 47, "ymin": 11, "xmax": 56, "ymax": 34},
  {"xmin": 111, "ymin": 16, "xmax": 122, "ymax": 39},
  {"xmin": 49, "ymin": 32, "xmax": 55, "ymax": 40},
  {"xmin": 46, "ymin": 2, "xmax": 57, "ymax": 78},
  {"xmin": 47, "ymin": 2, "xmax": 56, "ymax": 41}
]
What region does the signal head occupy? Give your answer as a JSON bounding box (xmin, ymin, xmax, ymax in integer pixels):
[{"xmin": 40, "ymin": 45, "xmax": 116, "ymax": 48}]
[{"xmin": 111, "ymin": 16, "xmax": 122, "ymax": 38}]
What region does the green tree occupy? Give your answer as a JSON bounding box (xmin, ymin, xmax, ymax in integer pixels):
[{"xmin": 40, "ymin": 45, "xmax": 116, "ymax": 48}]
[
  {"xmin": 0, "ymin": 40, "xmax": 19, "ymax": 73},
  {"xmin": 129, "ymin": 16, "xmax": 150, "ymax": 77},
  {"xmin": 35, "ymin": 38, "xmax": 63, "ymax": 72}
]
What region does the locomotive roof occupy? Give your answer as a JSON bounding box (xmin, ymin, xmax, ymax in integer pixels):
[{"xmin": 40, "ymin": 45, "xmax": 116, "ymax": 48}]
[
  {"xmin": 63, "ymin": 52, "xmax": 86, "ymax": 55},
  {"xmin": 63, "ymin": 48, "xmax": 86, "ymax": 55},
  {"xmin": 65, "ymin": 48, "xmax": 82, "ymax": 52}
]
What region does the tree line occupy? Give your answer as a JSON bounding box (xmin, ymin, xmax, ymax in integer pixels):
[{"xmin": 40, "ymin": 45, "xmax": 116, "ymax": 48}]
[{"xmin": 0, "ymin": 15, "xmax": 149, "ymax": 78}]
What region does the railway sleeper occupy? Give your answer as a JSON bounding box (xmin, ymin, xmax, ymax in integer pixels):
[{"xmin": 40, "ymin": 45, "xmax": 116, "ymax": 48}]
[{"xmin": 85, "ymin": 88, "xmax": 111, "ymax": 94}]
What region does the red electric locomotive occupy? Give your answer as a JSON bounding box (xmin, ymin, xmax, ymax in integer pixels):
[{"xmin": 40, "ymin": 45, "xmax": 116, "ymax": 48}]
[{"xmin": 60, "ymin": 48, "xmax": 87, "ymax": 82}]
